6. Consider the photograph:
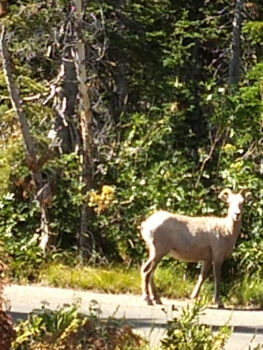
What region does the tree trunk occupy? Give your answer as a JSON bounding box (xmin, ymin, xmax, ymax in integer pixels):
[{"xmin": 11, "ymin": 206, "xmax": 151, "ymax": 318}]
[
  {"xmin": 74, "ymin": 0, "xmax": 94, "ymax": 262},
  {"xmin": 0, "ymin": 25, "xmax": 51, "ymax": 253},
  {"xmin": 0, "ymin": 0, "xmax": 8, "ymax": 17},
  {"xmin": 54, "ymin": 47, "xmax": 79, "ymax": 154},
  {"xmin": 60, "ymin": 55, "xmax": 79, "ymax": 153},
  {"xmin": 229, "ymin": 0, "xmax": 245, "ymax": 86}
]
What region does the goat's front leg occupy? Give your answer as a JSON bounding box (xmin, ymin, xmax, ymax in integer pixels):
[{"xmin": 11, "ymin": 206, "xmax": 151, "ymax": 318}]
[
  {"xmin": 191, "ymin": 260, "xmax": 211, "ymax": 299},
  {"xmin": 213, "ymin": 259, "xmax": 224, "ymax": 308}
]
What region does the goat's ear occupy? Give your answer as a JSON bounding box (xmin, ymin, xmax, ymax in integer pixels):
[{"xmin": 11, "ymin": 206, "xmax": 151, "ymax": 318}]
[
  {"xmin": 239, "ymin": 189, "xmax": 252, "ymax": 200},
  {"xmin": 218, "ymin": 188, "xmax": 232, "ymax": 202}
]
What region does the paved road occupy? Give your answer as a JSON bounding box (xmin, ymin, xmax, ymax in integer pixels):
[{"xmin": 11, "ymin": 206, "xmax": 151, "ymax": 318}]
[{"xmin": 3, "ymin": 284, "xmax": 263, "ymax": 349}]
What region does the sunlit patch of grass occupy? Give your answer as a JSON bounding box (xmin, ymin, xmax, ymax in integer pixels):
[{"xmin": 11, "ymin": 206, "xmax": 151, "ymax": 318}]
[
  {"xmin": 39, "ymin": 263, "xmax": 263, "ymax": 308},
  {"xmin": 40, "ymin": 264, "xmax": 142, "ymax": 294},
  {"xmin": 40, "ymin": 262, "xmax": 215, "ymax": 301},
  {"xmin": 155, "ymin": 264, "xmax": 214, "ymax": 300},
  {"xmin": 155, "ymin": 265, "xmax": 193, "ymax": 299}
]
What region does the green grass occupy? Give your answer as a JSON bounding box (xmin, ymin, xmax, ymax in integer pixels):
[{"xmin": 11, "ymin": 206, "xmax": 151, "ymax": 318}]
[
  {"xmin": 156, "ymin": 264, "xmax": 214, "ymax": 301},
  {"xmin": 227, "ymin": 274, "xmax": 263, "ymax": 307},
  {"xmin": 40, "ymin": 264, "xmax": 142, "ymax": 294},
  {"xmin": 38, "ymin": 263, "xmax": 263, "ymax": 308},
  {"xmin": 39, "ymin": 262, "xmax": 213, "ymax": 300}
]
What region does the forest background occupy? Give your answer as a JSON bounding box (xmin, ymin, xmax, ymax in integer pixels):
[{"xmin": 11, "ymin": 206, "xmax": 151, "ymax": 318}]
[{"xmin": 0, "ymin": 0, "xmax": 263, "ymax": 305}]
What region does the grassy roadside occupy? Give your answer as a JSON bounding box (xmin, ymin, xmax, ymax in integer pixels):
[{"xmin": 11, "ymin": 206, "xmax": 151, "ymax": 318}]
[
  {"xmin": 40, "ymin": 264, "xmax": 142, "ymax": 294},
  {"xmin": 39, "ymin": 262, "xmax": 213, "ymax": 300},
  {"xmin": 38, "ymin": 262, "xmax": 263, "ymax": 308}
]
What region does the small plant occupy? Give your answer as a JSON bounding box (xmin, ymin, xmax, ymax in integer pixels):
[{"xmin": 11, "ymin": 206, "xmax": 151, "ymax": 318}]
[
  {"xmin": 160, "ymin": 298, "xmax": 231, "ymax": 350},
  {"xmin": 12, "ymin": 301, "xmax": 146, "ymax": 350}
]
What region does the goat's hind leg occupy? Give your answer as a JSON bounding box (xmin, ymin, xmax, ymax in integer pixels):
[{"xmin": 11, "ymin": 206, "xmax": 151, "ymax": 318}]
[
  {"xmin": 141, "ymin": 254, "xmax": 163, "ymax": 305},
  {"xmin": 148, "ymin": 262, "xmax": 162, "ymax": 305},
  {"xmin": 141, "ymin": 259, "xmax": 154, "ymax": 305}
]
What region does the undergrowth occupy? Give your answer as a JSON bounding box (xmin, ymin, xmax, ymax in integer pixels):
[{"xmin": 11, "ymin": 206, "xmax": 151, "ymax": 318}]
[
  {"xmin": 12, "ymin": 301, "xmax": 146, "ymax": 350},
  {"xmin": 161, "ymin": 298, "xmax": 231, "ymax": 350}
]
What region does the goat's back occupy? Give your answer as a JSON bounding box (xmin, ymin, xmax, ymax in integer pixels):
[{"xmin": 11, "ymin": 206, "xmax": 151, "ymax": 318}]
[{"xmin": 141, "ymin": 210, "xmax": 231, "ymax": 262}]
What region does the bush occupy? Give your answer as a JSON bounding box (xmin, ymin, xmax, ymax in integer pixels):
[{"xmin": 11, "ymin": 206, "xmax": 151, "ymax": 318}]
[
  {"xmin": 12, "ymin": 301, "xmax": 145, "ymax": 350},
  {"xmin": 0, "ymin": 192, "xmax": 43, "ymax": 280},
  {"xmin": 160, "ymin": 299, "xmax": 231, "ymax": 350}
]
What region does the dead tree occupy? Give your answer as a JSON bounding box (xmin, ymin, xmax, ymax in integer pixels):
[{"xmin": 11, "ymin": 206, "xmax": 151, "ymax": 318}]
[
  {"xmin": 74, "ymin": 0, "xmax": 94, "ymax": 262},
  {"xmin": 0, "ymin": 25, "xmax": 52, "ymax": 253},
  {"xmin": 229, "ymin": 0, "xmax": 245, "ymax": 86}
]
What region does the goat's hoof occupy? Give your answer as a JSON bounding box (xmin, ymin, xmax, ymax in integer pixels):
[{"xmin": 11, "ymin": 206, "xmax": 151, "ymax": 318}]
[
  {"xmin": 143, "ymin": 296, "xmax": 154, "ymax": 306},
  {"xmin": 213, "ymin": 299, "xmax": 224, "ymax": 309},
  {"xmin": 154, "ymin": 298, "xmax": 163, "ymax": 305},
  {"xmin": 190, "ymin": 295, "xmax": 197, "ymax": 300},
  {"xmin": 216, "ymin": 302, "xmax": 224, "ymax": 309}
]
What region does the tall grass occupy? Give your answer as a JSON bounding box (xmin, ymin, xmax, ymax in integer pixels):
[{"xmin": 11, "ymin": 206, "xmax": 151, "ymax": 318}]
[
  {"xmin": 228, "ymin": 274, "xmax": 263, "ymax": 307},
  {"xmin": 40, "ymin": 264, "xmax": 142, "ymax": 294},
  {"xmin": 39, "ymin": 263, "xmax": 263, "ymax": 307},
  {"xmin": 39, "ymin": 262, "xmax": 212, "ymax": 300}
]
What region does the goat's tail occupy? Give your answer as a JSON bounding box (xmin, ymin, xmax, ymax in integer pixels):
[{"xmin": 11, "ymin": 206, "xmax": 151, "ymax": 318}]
[{"xmin": 140, "ymin": 221, "xmax": 154, "ymax": 243}]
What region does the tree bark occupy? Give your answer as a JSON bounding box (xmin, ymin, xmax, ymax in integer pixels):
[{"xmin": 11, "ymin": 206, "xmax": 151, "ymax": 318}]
[
  {"xmin": 60, "ymin": 56, "xmax": 79, "ymax": 153},
  {"xmin": 53, "ymin": 55, "xmax": 79, "ymax": 154},
  {"xmin": 0, "ymin": 25, "xmax": 51, "ymax": 253},
  {"xmin": 0, "ymin": 0, "xmax": 8, "ymax": 17},
  {"xmin": 74, "ymin": 0, "xmax": 94, "ymax": 262},
  {"xmin": 229, "ymin": 0, "xmax": 245, "ymax": 86}
]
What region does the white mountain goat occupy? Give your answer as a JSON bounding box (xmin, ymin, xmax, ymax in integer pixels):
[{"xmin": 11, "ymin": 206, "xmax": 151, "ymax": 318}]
[{"xmin": 140, "ymin": 188, "xmax": 250, "ymax": 307}]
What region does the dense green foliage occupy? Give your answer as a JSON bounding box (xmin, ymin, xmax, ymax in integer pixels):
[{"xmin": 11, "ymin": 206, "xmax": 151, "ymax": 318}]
[
  {"xmin": 12, "ymin": 302, "xmax": 145, "ymax": 349},
  {"xmin": 161, "ymin": 299, "xmax": 231, "ymax": 350},
  {"xmin": 12, "ymin": 299, "xmax": 233, "ymax": 350},
  {"xmin": 0, "ymin": 0, "xmax": 262, "ymax": 288}
]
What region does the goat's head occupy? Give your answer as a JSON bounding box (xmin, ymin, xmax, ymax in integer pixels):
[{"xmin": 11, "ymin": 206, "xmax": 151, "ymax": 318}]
[{"xmin": 218, "ymin": 188, "xmax": 251, "ymax": 221}]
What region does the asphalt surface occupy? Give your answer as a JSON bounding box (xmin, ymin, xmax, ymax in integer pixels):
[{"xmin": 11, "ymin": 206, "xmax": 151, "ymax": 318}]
[{"xmin": 3, "ymin": 284, "xmax": 263, "ymax": 349}]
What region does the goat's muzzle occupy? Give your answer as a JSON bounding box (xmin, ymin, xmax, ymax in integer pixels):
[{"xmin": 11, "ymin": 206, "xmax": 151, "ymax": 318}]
[{"xmin": 233, "ymin": 212, "xmax": 241, "ymax": 221}]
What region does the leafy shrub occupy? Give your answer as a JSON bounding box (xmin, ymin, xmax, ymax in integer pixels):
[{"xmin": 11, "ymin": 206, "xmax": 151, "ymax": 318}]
[
  {"xmin": 160, "ymin": 299, "xmax": 231, "ymax": 350},
  {"xmin": 0, "ymin": 192, "xmax": 43, "ymax": 280},
  {"xmin": 44, "ymin": 153, "xmax": 83, "ymax": 249},
  {"xmin": 12, "ymin": 302, "xmax": 145, "ymax": 350}
]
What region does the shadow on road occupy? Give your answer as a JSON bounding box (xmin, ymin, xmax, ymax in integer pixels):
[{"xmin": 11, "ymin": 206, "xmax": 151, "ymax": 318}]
[
  {"xmin": 208, "ymin": 306, "xmax": 263, "ymax": 312},
  {"xmin": 9, "ymin": 312, "xmax": 263, "ymax": 337},
  {"xmin": 9, "ymin": 312, "xmax": 27, "ymax": 321},
  {"xmin": 126, "ymin": 318, "xmax": 263, "ymax": 335}
]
